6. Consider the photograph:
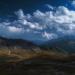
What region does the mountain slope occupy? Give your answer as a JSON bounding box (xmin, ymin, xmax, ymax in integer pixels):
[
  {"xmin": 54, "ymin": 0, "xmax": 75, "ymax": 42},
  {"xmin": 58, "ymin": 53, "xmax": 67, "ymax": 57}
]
[
  {"xmin": 0, "ymin": 36, "xmax": 39, "ymax": 50},
  {"xmin": 41, "ymin": 37, "xmax": 75, "ymax": 54}
]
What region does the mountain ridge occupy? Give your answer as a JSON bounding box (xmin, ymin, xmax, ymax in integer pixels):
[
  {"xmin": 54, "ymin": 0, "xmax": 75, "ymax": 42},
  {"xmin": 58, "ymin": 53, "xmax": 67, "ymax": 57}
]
[
  {"xmin": 0, "ymin": 36, "xmax": 40, "ymax": 50},
  {"xmin": 41, "ymin": 36, "xmax": 75, "ymax": 53}
]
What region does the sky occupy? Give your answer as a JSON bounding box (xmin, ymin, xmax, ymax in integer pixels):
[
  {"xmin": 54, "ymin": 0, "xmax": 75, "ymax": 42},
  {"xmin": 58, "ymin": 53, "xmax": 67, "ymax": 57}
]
[
  {"xmin": 0, "ymin": 0, "xmax": 75, "ymax": 44},
  {"xmin": 0, "ymin": 0, "xmax": 70, "ymax": 16}
]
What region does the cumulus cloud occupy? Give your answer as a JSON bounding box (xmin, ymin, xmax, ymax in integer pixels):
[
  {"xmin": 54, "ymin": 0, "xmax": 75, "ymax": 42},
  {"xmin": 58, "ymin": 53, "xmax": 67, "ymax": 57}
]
[
  {"xmin": 15, "ymin": 9, "xmax": 25, "ymax": 19},
  {"xmin": 46, "ymin": 4, "xmax": 54, "ymax": 10},
  {"xmin": 72, "ymin": 0, "xmax": 75, "ymax": 7},
  {"xmin": 42, "ymin": 32, "xmax": 57, "ymax": 40},
  {"xmin": 0, "ymin": 4, "xmax": 75, "ymax": 43},
  {"xmin": 8, "ymin": 26, "xmax": 23, "ymax": 33}
]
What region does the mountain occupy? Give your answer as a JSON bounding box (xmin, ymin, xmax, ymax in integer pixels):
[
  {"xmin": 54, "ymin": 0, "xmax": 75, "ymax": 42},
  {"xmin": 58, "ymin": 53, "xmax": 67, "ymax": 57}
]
[
  {"xmin": 0, "ymin": 36, "xmax": 75, "ymax": 75},
  {"xmin": 0, "ymin": 36, "xmax": 39, "ymax": 51},
  {"xmin": 41, "ymin": 36, "xmax": 75, "ymax": 54},
  {"xmin": 0, "ymin": 36, "xmax": 75, "ymax": 54}
]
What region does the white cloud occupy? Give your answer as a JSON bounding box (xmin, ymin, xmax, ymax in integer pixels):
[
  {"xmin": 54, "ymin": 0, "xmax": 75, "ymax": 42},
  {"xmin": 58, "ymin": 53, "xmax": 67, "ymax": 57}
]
[
  {"xmin": 72, "ymin": 0, "xmax": 75, "ymax": 7},
  {"xmin": 0, "ymin": 5, "xmax": 75, "ymax": 43},
  {"xmin": 15, "ymin": 9, "xmax": 25, "ymax": 19},
  {"xmin": 42, "ymin": 32, "xmax": 57, "ymax": 40},
  {"xmin": 8, "ymin": 26, "xmax": 23, "ymax": 33},
  {"xmin": 46, "ymin": 4, "xmax": 54, "ymax": 10}
]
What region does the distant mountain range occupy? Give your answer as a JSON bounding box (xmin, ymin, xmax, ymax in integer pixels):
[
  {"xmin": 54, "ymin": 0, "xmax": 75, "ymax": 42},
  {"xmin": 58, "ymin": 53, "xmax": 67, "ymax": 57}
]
[
  {"xmin": 0, "ymin": 36, "xmax": 75, "ymax": 54},
  {"xmin": 0, "ymin": 36, "xmax": 39, "ymax": 51},
  {"xmin": 0, "ymin": 37, "xmax": 75, "ymax": 75},
  {"xmin": 41, "ymin": 36, "xmax": 75, "ymax": 53}
]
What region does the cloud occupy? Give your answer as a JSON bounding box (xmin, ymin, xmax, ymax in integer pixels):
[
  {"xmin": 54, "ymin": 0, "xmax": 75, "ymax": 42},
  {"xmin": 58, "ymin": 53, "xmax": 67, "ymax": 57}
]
[
  {"xmin": 45, "ymin": 4, "xmax": 54, "ymax": 10},
  {"xmin": 72, "ymin": 0, "xmax": 75, "ymax": 7},
  {"xmin": 42, "ymin": 32, "xmax": 57, "ymax": 40},
  {"xmin": 8, "ymin": 26, "xmax": 23, "ymax": 33},
  {"xmin": 15, "ymin": 9, "xmax": 25, "ymax": 19},
  {"xmin": 0, "ymin": 4, "xmax": 75, "ymax": 43}
]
